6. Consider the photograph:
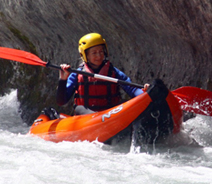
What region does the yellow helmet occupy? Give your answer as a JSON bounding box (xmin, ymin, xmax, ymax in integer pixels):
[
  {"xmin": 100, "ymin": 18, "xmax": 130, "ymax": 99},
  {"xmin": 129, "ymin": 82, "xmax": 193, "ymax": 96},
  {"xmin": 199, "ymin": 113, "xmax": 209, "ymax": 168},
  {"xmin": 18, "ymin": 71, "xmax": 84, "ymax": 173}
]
[{"xmin": 78, "ymin": 33, "xmax": 108, "ymax": 63}]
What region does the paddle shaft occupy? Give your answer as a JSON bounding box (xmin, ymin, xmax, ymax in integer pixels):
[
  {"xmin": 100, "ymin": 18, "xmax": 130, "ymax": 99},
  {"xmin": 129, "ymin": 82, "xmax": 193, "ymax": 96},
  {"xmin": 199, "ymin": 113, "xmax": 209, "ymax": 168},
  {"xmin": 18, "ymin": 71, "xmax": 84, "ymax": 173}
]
[
  {"xmin": 46, "ymin": 62, "xmax": 144, "ymax": 88},
  {"xmin": 1, "ymin": 47, "xmax": 212, "ymax": 116}
]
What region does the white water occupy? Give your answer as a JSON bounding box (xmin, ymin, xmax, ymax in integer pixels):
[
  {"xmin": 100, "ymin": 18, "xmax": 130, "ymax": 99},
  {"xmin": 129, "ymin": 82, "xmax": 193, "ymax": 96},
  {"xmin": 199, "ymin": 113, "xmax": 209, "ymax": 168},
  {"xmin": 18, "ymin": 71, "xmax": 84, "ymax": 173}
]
[{"xmin": 1, "ymin": 90, "xmax": 212, "ymax": 184}]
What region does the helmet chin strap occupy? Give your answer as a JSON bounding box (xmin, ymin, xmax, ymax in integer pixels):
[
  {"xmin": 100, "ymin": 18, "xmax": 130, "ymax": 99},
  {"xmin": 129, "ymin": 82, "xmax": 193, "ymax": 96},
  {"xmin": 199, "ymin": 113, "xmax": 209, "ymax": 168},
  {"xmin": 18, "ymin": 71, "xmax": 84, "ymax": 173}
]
[
  {"xmin": 87, "ymin": 61, "xmax": 97, "ymax": 68},
  {"xmin": 104, "ymin": 56, "xmax": 109, "ymax": 61},
  {"xmin": 87, "ymin": 61, "xmax": 105, "ymax": 73}
]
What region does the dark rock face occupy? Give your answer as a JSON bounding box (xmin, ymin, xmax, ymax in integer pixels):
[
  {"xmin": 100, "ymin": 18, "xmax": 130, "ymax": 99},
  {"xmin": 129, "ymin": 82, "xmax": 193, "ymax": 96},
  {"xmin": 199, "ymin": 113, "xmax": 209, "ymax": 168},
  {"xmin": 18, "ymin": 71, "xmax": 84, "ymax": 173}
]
[{"xmin": 0, "ymin": 0, "xmax": 212, "ymax": 124}]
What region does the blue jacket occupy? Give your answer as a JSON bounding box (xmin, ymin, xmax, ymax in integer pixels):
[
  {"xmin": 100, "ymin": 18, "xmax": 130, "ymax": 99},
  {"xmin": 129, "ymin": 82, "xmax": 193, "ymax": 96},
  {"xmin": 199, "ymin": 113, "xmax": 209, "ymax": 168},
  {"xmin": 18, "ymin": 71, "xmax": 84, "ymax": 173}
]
[{"xmin": 57, "ymin": 66, "xmax": 144, "ymax": 106}]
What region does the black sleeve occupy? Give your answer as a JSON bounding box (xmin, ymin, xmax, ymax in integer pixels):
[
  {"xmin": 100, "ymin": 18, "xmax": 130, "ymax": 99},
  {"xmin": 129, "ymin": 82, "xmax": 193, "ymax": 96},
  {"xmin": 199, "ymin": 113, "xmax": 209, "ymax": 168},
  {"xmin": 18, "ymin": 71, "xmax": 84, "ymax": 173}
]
[{"xmin": 56, "ymin": 80, "xmax": 69, "ymax": 106}]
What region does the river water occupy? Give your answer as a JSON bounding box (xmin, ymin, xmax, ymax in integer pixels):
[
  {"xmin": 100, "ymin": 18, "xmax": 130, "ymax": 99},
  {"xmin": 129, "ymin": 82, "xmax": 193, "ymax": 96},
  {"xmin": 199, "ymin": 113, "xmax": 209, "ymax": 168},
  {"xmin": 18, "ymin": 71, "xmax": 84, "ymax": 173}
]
[{"xmin": 0, "ymin": 90, "xmax": 212, "ymax": 184}]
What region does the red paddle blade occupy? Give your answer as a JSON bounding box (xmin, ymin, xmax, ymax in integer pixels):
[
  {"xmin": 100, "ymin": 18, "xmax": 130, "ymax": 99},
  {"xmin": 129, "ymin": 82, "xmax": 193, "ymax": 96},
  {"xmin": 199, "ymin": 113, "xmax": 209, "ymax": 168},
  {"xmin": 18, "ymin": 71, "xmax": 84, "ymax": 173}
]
[
  {"xmin": 0, "ymin": 47, "xmax": 46, "ymax": 66},
  {"xmin": 172, "ymin": 86, "xmax": 212, "ymax": 116}
]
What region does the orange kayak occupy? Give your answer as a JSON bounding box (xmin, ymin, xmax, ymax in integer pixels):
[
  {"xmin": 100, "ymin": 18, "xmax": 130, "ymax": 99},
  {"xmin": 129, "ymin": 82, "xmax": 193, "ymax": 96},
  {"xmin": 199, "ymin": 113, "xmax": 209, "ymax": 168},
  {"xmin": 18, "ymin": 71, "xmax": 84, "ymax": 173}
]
[{"xmin": 28, "ymin": 79, "xmax": 183, "ymax": 144}]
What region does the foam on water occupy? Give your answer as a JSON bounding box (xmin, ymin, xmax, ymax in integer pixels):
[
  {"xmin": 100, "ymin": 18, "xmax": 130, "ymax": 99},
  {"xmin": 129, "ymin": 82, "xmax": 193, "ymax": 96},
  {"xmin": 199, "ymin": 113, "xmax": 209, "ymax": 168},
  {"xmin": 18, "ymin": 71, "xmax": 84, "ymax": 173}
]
[
  {"xmin": 0, "ymin": 90, "xmax": 28, "ymax": 134},
  {"xmin": 1, "ymin": 90, "xmax": 212, "ymax": 184}
]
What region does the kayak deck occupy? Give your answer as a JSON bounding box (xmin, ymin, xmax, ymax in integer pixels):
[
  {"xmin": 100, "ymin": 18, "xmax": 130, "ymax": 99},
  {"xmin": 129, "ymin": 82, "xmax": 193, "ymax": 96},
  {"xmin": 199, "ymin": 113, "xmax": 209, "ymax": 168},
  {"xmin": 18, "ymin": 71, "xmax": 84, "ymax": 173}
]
[{"xmin": 28, "ymin": 79, "xmax": 183, "ymax": 144}]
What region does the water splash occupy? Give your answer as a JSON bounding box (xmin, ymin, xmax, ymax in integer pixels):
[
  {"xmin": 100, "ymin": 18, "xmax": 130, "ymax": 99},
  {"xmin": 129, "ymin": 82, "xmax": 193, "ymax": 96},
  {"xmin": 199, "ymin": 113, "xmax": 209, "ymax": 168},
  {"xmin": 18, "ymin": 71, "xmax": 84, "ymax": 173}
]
[{"xmin": 0, "ymin": 90, "xmax": 29, "ymax": 134}]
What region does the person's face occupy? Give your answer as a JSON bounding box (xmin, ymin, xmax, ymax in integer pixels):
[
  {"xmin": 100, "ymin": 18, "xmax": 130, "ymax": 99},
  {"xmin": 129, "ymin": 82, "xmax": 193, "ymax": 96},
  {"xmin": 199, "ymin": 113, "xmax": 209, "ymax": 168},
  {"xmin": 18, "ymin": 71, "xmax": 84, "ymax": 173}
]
[{"xmin": 86, "ymin": 45, "xmax": 104, "ymax": 69}]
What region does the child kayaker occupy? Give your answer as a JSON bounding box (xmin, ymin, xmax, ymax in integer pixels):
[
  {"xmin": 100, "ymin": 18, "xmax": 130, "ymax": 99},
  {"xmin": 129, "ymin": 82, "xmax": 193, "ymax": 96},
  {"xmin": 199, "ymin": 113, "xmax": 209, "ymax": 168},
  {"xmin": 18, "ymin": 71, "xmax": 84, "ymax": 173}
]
[{"xmin": 56, "ymin": 33, "xmax": 149, "ymax": 115}]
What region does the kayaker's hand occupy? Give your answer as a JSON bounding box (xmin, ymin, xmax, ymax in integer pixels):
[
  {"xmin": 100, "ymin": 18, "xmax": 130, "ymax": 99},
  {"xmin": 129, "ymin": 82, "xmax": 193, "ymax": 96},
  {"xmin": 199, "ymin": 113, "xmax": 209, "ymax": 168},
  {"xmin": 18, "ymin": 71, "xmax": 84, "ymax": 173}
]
[
  {"xmin": 59, "ymin": 64, "xmax": 71, "ymax": 80},
  {"xmin": 142, "ymin": 83, "xmax": 150, "ymax": 92}
]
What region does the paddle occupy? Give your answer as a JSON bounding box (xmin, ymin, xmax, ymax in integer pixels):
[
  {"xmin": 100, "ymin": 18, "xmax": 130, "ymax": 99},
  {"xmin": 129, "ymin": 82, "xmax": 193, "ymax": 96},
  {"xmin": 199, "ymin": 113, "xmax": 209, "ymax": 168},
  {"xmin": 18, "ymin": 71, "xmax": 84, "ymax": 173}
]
[
  {"xmin": 0, "ymin": 47, "xmax": 143, "ymax": 88},
  {"xmin": 172, "ymin": 87, "xmax": 212, "ymax": 116},
  {"xmin": 0, "ymin": 47, "xmax": 211, "ymax": 116}
]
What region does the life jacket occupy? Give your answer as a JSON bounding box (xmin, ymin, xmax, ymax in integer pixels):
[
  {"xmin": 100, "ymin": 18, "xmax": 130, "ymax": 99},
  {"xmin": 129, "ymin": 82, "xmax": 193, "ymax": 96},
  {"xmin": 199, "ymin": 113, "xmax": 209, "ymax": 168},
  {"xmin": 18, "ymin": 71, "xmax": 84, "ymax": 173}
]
[{"xmin": 74, "ymin": 61, "xmax": 121, "ymax": 111}]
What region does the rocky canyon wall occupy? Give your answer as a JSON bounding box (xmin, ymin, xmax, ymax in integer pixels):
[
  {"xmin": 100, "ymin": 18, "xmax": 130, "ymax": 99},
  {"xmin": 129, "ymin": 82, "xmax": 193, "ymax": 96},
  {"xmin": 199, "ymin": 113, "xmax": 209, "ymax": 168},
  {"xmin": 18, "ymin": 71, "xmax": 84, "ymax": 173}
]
[{"xmin": 0, "ymin": 0, "xmax": 212, "ymax": 124}]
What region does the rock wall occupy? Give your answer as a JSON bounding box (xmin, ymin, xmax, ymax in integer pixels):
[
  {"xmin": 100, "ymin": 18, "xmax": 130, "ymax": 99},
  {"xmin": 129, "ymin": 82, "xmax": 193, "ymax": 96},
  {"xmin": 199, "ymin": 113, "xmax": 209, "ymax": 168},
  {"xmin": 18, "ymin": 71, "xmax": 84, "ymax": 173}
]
[{"xmin": 0, "ymin": 0, "xmax": 212, "ymax": 124}]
